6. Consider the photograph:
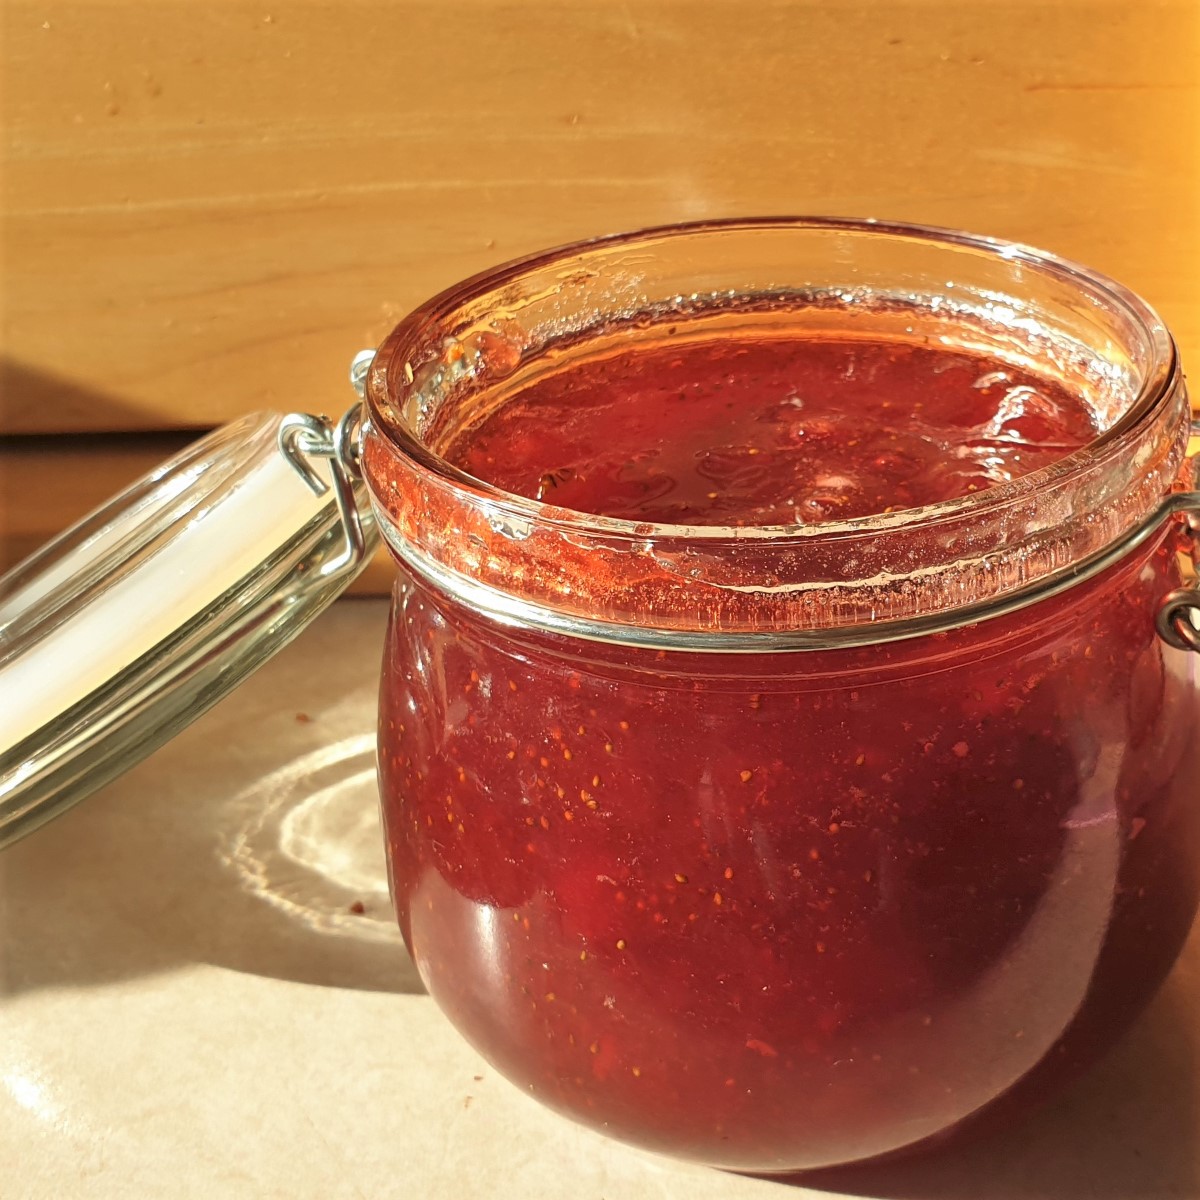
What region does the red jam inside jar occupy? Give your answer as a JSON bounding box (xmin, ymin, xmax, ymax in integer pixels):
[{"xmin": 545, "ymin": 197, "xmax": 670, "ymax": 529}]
[
  {"xmin": 362, "ymin": 221, "xmax": 1200, "ymax": 1172},
  {"xmin": 445, "ymin": 334, "xmax": 1100, "ymax": 523}
]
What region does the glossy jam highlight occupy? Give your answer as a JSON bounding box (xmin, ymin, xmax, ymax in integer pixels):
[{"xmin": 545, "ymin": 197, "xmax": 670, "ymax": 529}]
[
  {"xmin": 446, "ymin": 334, "xmax": 1099, "ymax": 524},
  {"xmin": 377, "ymin": 329, "xmax": 1200, "ymax": 1172}
]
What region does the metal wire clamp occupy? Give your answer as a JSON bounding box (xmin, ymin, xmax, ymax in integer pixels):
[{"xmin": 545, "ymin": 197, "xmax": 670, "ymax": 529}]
[{"xmin": 276, "ymin": 352, "xmax": 375, "ymax": 580}]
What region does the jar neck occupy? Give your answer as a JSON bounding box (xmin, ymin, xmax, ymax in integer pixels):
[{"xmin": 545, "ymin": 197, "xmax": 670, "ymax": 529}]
[
  {"xmin": 360, "ymin": 220, "xmax": 1194, "ymax": 650},
  {"xmin": 364, "ymin": 434, "xmax": 1195, "ymax": 655}
]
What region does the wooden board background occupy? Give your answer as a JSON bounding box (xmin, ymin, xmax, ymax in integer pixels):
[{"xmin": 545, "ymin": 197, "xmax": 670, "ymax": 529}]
[{"xmin": 2, "ymin": 0, "xmax": 1198, "ymax": 588}]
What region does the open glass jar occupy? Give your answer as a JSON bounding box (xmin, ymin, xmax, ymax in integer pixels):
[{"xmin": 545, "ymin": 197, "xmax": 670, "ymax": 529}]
[{"xmin": 2, "ymin": 219, "xmax": 1198, "ymax": 1174}]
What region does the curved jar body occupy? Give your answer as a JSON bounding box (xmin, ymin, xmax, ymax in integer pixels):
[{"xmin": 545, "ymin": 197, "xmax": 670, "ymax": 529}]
[{"xmin": 362, "ymin": 221, "xmax": 1200, "ymax": 1172}]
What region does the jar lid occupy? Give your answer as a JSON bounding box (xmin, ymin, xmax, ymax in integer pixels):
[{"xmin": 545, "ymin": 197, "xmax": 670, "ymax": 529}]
[{"xmin": 0, "ymin": 368, "xmax": 379, "ymax": 847}]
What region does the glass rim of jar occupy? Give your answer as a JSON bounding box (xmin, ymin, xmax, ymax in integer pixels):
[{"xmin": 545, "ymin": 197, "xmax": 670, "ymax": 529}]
[{"xmin": 361, "ymin": 217, "xmax": 1197, "ymax": 651}]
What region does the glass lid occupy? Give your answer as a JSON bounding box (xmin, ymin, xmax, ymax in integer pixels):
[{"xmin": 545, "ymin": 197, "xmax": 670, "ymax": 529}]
[{"xmin": 0, "ymin": 367, "xmax": 378, "ymax": 848}]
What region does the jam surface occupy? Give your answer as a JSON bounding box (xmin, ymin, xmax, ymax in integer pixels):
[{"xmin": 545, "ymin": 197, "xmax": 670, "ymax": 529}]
[
  {"xmin": 446, "ymin": 334, "xmax": 1099, "ymax": 523},
  {"xmin": 379, "ymin": 328, "xmax": 1199, "ymax": 1171}
]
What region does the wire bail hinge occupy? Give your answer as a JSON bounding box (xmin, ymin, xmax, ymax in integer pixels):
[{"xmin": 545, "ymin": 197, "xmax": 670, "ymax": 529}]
[{"xmin": 276, "ymin": 351, "xmax": 376, "ymax": 579}]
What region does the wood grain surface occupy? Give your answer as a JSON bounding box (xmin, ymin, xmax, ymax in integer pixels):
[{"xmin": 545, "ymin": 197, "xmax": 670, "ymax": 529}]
[
  {"xmin": 4, "ymin": 0, "xmax": 1198, "ymax": 435},
  {"xmin": 2, "ymin": 0, "xmax": 1198, "ymax": 583}
]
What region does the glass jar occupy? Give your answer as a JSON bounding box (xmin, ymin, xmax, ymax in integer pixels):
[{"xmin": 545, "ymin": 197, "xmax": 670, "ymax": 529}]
[
  {"xmin": 2, "ymin": 218, "xmax": 1197, "ymax": 1176},
  {"xmin": 360, "ymin": 220, "xmax": 1200, "ymax": 1172}
]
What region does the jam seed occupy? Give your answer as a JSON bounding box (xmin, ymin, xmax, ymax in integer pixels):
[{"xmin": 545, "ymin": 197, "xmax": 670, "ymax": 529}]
[
  {"xmin": 739, "ymin": 769, "xmax": 753, "ymax": 782},
  {"xmin": 674, "ymin": 872, "xmax": 689, "ymax": 884},
  {"xmin": 616, "ymin": 938, "xmax": 627, "ymax": 950}
]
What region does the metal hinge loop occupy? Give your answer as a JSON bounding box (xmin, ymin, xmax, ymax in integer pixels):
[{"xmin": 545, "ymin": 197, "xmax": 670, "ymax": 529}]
[
  {"xmin": 1157, "ymin": 587, "xmax": 1200, "ymax": 653},
  {"xmin": 1157, "ymin": 420, "xmax": 1199, "ymax": 654},
  {"xmin": 276, "ymin": 351, "xmax": 376, "ymax": 579}
]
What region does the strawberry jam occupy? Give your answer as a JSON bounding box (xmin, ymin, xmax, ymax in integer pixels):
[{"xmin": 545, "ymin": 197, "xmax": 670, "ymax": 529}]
[
  {"xmin": 375, "ymin": 323, "xmax": 1199, "ymax": 1171},
  {"xmin": 446, "ymin": 335, "xmax": 1099, "ymax": 525}
]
